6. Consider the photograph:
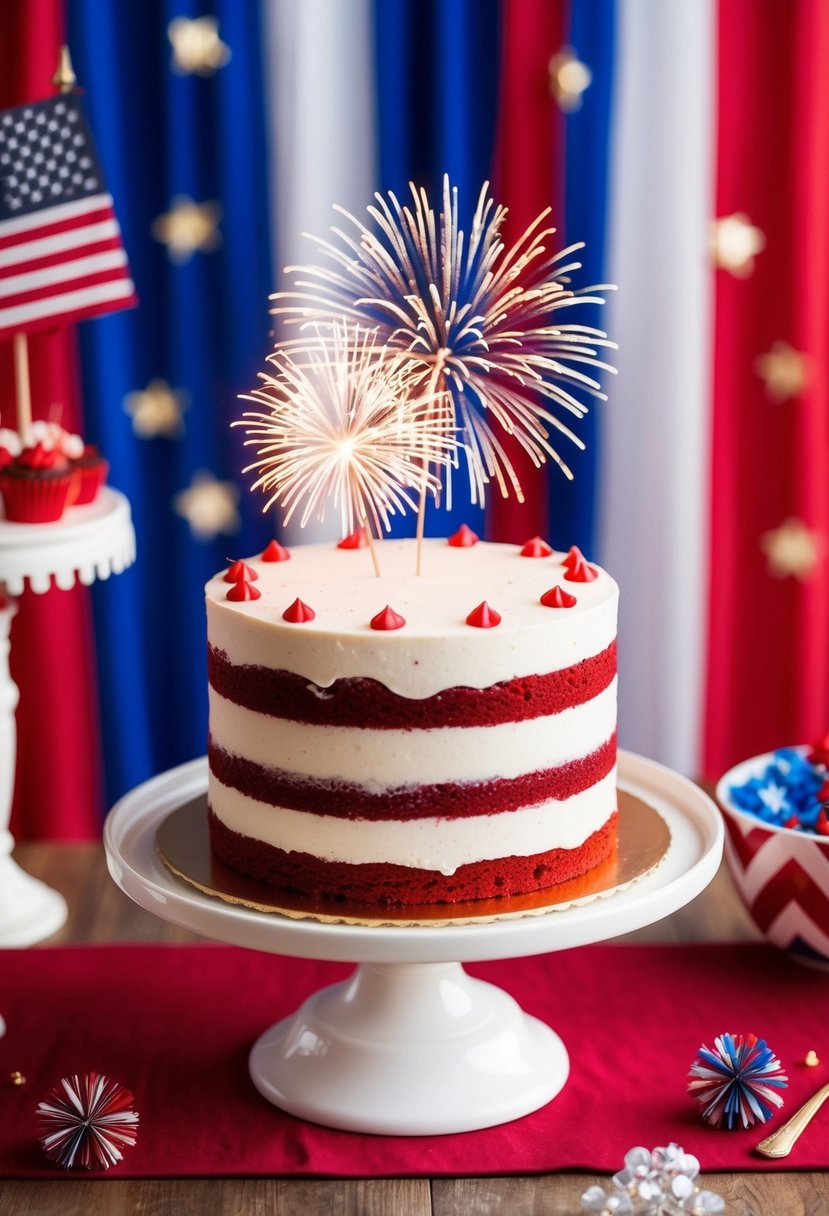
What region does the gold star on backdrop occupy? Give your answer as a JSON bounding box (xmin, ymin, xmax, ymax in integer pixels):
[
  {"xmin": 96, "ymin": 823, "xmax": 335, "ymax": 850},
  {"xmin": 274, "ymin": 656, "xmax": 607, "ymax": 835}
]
[
  {"xmin": 168, "ymin": 16, "xmax": 231, "ymax": 76},
  {"xmin": 754, "ymin": 340, "xmax": 810, "ymax": 403},
  {"xmin": 124, "ymin": 378, "xmax": 190, "ymax": 438},
  {"xmin": 761, "ymin": 517, "xmax": 824, "ymax": 581},
  {"xmin": 710, "ymin": 213, "xmax": 766, "ymax": 277},
  {"xmin": 548, "ymin": 48, "xmax": 592, "ymax": 112},
  {"xmin": 173, "ymin": 471, "xmax": 240, "ymax": 541},
  {"xmin": 152, "ymin": 196, "xmax": 222, "ymax": 264}
]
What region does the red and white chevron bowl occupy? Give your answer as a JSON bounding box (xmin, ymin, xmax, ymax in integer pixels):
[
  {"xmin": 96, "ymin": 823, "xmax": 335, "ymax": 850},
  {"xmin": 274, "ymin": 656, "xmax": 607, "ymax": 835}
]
[{"xmin": 717, "ymin": 751, "xmax": 829, "ymax": 970}]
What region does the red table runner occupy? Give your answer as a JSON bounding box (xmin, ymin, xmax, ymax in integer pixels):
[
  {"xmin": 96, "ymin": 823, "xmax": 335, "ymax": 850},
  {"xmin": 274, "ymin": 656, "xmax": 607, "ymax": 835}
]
[{"xmin": 1, "ymin": 942, "xmax": 828, "ymax": 1179}]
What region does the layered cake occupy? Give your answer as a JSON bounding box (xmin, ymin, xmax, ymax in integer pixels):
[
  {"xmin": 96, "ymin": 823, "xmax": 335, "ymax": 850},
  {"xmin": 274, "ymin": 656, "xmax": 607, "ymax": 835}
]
[{"xmin": 205, "ymin": 533, "xmax": 619, "ymax": 909}]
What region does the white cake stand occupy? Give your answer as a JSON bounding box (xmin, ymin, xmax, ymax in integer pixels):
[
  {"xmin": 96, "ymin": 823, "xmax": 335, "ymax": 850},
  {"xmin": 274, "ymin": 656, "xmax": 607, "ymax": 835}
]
[
  {"xmin": 0, "ymin": 488, "xmax": 136, "ymax": 953},
  {"xmin": 104, "ymin": 751, "xmax": 723, "ymax": 1136}
]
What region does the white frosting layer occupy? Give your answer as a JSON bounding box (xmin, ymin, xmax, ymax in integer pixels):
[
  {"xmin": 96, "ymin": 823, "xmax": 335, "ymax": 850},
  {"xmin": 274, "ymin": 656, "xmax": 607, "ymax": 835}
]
[
  {"xmin": 209, "ymin": 680, "xmax": 617, "ymax": 790},
  {"xmin": 206, "ymin": 538, "xmax": 618, "ymax": 700},
  {"xmin": 209, "ymin": 768, "xmax": 618, "ymax": 875}
]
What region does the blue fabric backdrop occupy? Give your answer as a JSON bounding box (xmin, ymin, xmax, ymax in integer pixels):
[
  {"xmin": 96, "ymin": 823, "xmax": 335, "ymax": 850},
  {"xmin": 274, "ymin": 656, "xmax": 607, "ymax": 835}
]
[
  {"xmin": 67, "ymin": 0, "xmax": 275, "ymax": 806},
  {"xmin": 61, "ymin": 0, "xmax": 610, "ymax": 812},
  {"xmin": 551, "ymin": 0, "xmax": 616, "ymax": 557},
  {"xmin": 373, "ymin": 0, "xmax": 501, "ymax": 540}
]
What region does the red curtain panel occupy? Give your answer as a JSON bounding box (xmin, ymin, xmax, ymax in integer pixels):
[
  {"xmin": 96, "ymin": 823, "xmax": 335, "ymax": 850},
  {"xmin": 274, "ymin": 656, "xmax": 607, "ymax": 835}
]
[
  {"xmin": 488, "ymin": 0, "xmax": 567, "ymax": 544},
  {"xmin": 1, "ymin": 0, "xmax": 103, "ymax": 839},
  {"xmin": 704, "ymin": 0, "xmax": 829, "ymax": 777},
  {"xmin": 791, "ymin": 0, "xmax": 829, "ymax": 742}
]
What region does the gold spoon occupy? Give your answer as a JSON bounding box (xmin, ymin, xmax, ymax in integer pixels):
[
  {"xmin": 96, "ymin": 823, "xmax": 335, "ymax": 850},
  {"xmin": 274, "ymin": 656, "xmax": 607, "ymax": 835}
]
[{"xmin": 755, "ymin": 1082, "xmax": 829, "ymax": 1158}]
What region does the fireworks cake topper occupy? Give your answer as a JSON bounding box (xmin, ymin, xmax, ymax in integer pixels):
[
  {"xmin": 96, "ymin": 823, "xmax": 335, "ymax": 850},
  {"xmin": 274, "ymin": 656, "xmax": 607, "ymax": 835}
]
[
  {"xmin": 688, "ymin": 1033, "xmax": 788, "ymax": 1130},
  {"xmin": 37, "ymin": 1072, "xmax": 139, "ymax": 1170},
  {"xmin": 235, "ymin": 323, "xmax": 454, "ymax": 575},
  {"xmin": 239, "ymin": 177, "xmax": 615, "ymax": 573}
]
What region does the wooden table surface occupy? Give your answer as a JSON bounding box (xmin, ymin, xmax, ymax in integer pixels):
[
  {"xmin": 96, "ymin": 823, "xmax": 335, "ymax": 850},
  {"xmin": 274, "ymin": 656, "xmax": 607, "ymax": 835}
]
[{"xmin": 2, "ymin": 842, "xmax": 827, "ymax": 1216}]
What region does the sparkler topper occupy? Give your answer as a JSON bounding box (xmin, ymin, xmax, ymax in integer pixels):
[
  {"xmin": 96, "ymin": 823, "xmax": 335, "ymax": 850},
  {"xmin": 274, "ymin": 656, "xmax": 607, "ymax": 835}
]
[
  {"xmin": 235, "ymin": 322, "xmax": 454, "ymax": 575},
  {"xmin": 238, "ymin": 177, "xmax": 615, "ymax": 574}
]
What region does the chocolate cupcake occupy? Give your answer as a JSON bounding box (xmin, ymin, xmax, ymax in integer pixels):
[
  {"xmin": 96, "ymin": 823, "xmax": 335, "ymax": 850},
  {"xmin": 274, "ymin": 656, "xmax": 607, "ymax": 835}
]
[
  {"xmin": 0, "ymin": 442, "xmax": 74, "ymax": 522},
  {"xmin": 71, "ymin": 444, "xmax": 109, "ymax": 505}
]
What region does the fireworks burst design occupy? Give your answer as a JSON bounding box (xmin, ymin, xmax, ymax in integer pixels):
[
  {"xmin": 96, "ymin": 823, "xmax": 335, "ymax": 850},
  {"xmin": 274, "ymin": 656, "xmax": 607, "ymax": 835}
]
[
  {"xmin": 272, "ymin": 176, "xmax": 616, "ymax": 505},
  {"xmin": 688, "ymin": 1033, "xmax": 788, "ymax": 1130},
  {"xmin": 235, "ymin": 324, "xmax": 455, "ymax": 546},
  {"xmin": 37, "ymin": 1072, "xmax": 139, "ymax": 1170}
]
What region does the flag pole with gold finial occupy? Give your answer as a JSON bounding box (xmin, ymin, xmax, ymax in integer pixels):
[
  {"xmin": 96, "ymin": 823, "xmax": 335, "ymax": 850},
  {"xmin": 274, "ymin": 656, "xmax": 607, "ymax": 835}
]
[
  {"xmin": 52, "ymin": 44, "xmax": 77, "ymax": 92},
  {"xmin": 12, "ymin": 46, "xmax": 77, "ymax": 442}
]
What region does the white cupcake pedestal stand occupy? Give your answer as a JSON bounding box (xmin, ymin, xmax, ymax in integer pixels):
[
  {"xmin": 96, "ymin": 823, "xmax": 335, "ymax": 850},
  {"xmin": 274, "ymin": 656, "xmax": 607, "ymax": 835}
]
[
  {"xmin": 0, "ymin": 489, "xmax": 136, "ymax": 969},
  {"xmin": 104, "ymin": 750, "xmax": 723, "ymax": 1136}
]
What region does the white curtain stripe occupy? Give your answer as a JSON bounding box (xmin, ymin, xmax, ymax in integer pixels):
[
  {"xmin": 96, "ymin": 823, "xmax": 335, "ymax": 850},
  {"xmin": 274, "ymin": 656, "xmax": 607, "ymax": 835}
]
[
  {"xmin": 262, "ymin": 0, "xmax": 377, "ymax": 544},
  {"xmin": 599, "ymin": 0, "xmax": 716, "ymax": 776}
]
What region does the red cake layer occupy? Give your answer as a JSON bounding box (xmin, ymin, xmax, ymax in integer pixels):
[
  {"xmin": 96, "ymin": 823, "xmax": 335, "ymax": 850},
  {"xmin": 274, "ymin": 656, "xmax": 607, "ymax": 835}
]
[
  {"xmin": 208, "ymin": 734, "xmax": 616, "ymax": 820},
  {"xmin": 208, "ymin": 808, "xmax": 619, "ymax": 907},
  {"xmin": 207, "ymin": 640, "xmax": 617, "ymax": 729}
]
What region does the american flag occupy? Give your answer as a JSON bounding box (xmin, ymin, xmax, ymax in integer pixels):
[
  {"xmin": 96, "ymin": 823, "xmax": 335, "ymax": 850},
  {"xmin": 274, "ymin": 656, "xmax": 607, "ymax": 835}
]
[{"xmin": 0, "ymin": 93, "xmax": 137, "ymax": 340}]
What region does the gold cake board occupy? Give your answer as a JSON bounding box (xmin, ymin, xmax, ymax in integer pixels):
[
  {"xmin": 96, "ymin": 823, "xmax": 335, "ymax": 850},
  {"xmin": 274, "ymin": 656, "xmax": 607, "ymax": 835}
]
[{"xmin": 156, "ymin": 789, "xmax": 670, "ymax": 928}]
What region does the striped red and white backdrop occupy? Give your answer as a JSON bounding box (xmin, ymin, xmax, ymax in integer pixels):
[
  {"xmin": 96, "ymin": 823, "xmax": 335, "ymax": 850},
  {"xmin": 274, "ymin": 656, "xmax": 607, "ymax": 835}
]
[{"xmin": 2, "ymin": 0, "xmax": 827, "ymax": 839}]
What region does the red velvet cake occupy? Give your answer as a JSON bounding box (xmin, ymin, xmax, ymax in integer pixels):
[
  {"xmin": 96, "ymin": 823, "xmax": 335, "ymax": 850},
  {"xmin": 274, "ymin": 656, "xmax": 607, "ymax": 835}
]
[{"xmin": 205, "ymin": 536, "xmax": 619, "ymax": 909}]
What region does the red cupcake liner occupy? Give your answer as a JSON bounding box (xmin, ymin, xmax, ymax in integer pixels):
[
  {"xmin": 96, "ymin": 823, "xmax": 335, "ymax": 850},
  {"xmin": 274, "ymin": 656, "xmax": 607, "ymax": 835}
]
[
  {"xmin": 73, "ymin": 456, "xmax": 109, "ymax": 505},
  {"xmin": 0, "ymin": 470, "xmax": 74, "ymax": 522}
]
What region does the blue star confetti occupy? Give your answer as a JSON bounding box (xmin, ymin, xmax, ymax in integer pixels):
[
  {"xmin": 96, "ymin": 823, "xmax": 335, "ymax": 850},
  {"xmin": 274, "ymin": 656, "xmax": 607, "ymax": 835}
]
[{"xmin": 728, "ymin": 745, "xmax": 829, "ymax": 834}]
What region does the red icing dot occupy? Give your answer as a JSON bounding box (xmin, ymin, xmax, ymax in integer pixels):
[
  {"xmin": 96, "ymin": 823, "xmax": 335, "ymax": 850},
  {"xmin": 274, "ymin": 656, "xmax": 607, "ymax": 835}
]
[
  {"xmin": 224, "ymin": 559, "xmax": 259, "ymax": 584},
  {"xmin": 18, "ymin": 441, "xmax": 67, "ymax": 471},
  {"xmin": 540, "ymin": 585, "xmax": 577, "ymax": 609},
  {"xmin": 819, "ymin": 781, "xmax": 829, "ymax": 802},
  {"xmin": 466, "ymin": 601, "xmax": 501, "ymax": 628},
  {"xmin": 562, "ymin": 546, "xmax": 599, "ymax": 583},
  {"xmin": 370, "ymin": 605, "xmax": 406, "ymax": 631},
  {"xmin": 519, "ymin": 536, "xmax": 553, "ymax": 558},
  {"xmin": 337, "ymin": 528, "xmax": 367, "ymax": 550},
  {"xmin": 785, "ymin": 816, "xmax": 802, "ymax": 830},
  {"xmin": 282, "ymin": 598, "xmax": 316, "ymax": 624},
  {"xmin": 261, "ymin": 539, "xmax": 290, "ymax": 562},
  {"xmin": 818, "ymin": 809, "xmax": 829, "ymax": 837},
  {"xmin": 226, "ymin": 580, "xmax": 261, "ymax": 602},
  {"xmin": 448, "ymin": 524, "xmax": 479, "ymax": 548}
]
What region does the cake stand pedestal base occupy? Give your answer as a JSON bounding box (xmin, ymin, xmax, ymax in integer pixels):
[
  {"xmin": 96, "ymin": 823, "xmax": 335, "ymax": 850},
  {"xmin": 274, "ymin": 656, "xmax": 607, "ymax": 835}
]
[
  {"xmin": 0, "ymin": 602, "xmax": 67, "ymax": 953},
  {"xmin": 250, "ymin": 960, "xmax": 567, "ymax": 1135},
  {"xmin": 104, "ymin": 753, "xmax": 724, "ymax": 1137},
  {"xmin": 0, "ymin": 835, "xmax": 67, "ymax": 949},
  {"xmin": 0, "ymin": 490, "xmax": 135, "ymax": 960}
]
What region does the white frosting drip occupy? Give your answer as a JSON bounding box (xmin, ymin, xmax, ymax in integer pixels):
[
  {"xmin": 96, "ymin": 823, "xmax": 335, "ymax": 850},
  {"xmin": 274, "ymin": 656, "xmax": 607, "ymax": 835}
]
[
  {"xmin": 206, "ymin": 538, "xmax": 618, "ymax": 700},
  {"xmin": 26, "ymin": 420, "xmax": 84, "ymax": 459},
  {"xmin": 209, "ymin": 680, "xmax": 617, "ymax": 789},
  {"xmin": 0, "ymin": 428, "xmax": 21, "ymax": 457},
  {"xmin": 209, "ymin": 768, "xmax": 618, "ymax": 875}
]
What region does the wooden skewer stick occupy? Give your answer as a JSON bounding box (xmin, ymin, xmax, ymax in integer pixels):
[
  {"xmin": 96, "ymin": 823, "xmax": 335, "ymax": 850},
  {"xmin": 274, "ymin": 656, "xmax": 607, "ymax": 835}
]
[
  {"xmin": 364, "ymin": 526, "xmax": 381, "ymax": 579},
  {"xmin": 13, "ymin": 333, "xmax": 32, "ymax": 441},
  {"xmin": 359, "ymin": 509, "xmax": 381, "ymax": 578},
  {"xmin": 415, "ymin": 348, "xmax": 450, "ymax": 577}
]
